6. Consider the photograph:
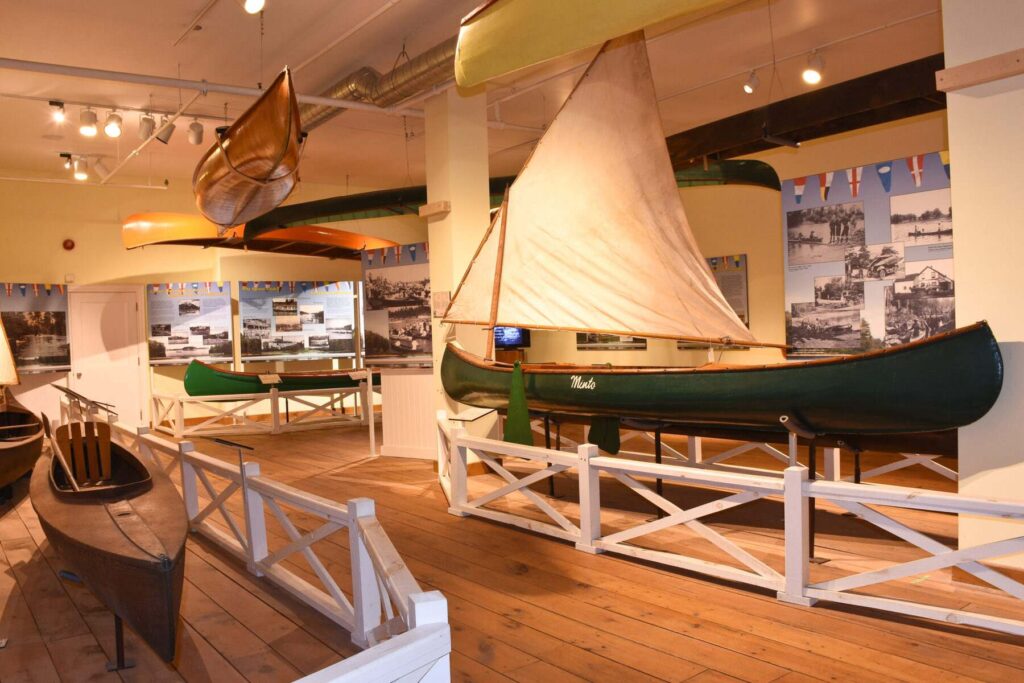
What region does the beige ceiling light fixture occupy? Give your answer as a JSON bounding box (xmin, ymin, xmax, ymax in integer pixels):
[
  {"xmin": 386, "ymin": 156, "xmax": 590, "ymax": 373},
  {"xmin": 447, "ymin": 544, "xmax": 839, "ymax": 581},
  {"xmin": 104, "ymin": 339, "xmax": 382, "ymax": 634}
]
[
  {"xmin": 72, "ymin": 157, "xmax": 88, "ymax": 181},
  {"xmin": 104, "ymin": 111, "xmax": 123, "ymax": 138},
  {"xmin": 802, "ymin": 51, "xmax": 824, "ymax": 85},
  {"xmin": 742, "ymin": 70, "xmax": 759, "ymax": 94},
  {"xmin": 155, "ymin": 116, "xmax": 175, "ymax": 144},
  {"xmin": 49, "ymin": 100, "xmax": 65, "ymax": 122},
  {"xmin": 79, "ymin": 108, "xmax": 98, "ymax": 136},
  {"xmin": 188, "ymin": 119, "xmax": 204, "ymax": 145},
  {"xmin": 242, "ymin": 0, "xmax": 265, "ymax": 15},
  {"xmin": 138, "ymin": 113, "xmax": 155, "ymax": 139}
]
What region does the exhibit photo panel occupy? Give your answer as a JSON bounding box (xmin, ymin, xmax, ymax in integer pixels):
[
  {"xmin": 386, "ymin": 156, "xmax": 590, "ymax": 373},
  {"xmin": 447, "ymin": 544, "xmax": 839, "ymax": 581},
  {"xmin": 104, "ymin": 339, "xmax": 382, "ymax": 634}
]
[
  {"xmin": 362, "ymin": 243, "xmax": 431, "ymax": 359},
  {"xmin": 239, "ymin": 281, "xmax": 357, "ymax": 362},
  {"xmin": 782, "ymin": 152, "xmax": 953, "ymax": 356},
  {"xmin": 146, "ymin": 282, "xmax": 233, "ymax": 365},
  {"xmin": 0, "ymin": 283, "xmax": 70, "ymax": 373}
]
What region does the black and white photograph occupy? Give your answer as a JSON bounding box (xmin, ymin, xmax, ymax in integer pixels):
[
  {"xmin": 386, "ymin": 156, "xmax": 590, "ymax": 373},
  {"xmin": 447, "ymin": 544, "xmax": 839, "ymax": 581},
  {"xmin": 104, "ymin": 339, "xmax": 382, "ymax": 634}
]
[
  {"xmin": 262, "ymin": 335, "xmax": 305, "ymax": 353},
  {"xmin": 1, "ymin": 311, "xmax": 70, "ymax": 369},
  {"xmin": 300, "ymin": 304, "xmax": 325, "ymax": 325},
  {"xmin": 786, "ymin": 202, "xmax": 865, "ymax": 265},
  {"xmin": 845, "ymin": 242, "xmax": 905, "ymax": 281},
  {"xmin": 326, "ymin": 319, "xmax": 353, "ymax": 336},
  {"xmin": 388, "ymin": 305, "xmax": 432, "ymax": 353},
  {"xmin": 275, "ymin": 315, "xmax": 302, "ymax": 332},
  {"xmin": 308, "ymin": 335, "xmax": 329, "ymax": 349},
  {"xmin": 786, "ymin": 304, "xmax": 862, "ymax": 351},
  {"xmin": 362, "ymin": 243, "xmax": 432, "ymax": 358},
  {"xmin": 884, "ymin": 261, "xmax": 955, "ymax": 345},
  {"xmin": 178, "ymin": 299, "xmax": 201, "ymax": 315},
  {"xmin": 189, "ymin": 325, "xmax": 211, "ymax": 336},
  {"xmin": 365, "ymin": 268, "xmax": 430, "ymax": 309},
  {"xmin": 576, "ymin": 333, "xmax": 648, "ymax": 351},
  {"xmin": 272, "ymin": 298, "xmax": 298, "ymax": 316},
  {"xmin": 813, "ymin": 276, "xmax": 864, "ymax": 309},
  {"xmin": 151, "ymin": 323, "xmax": 171, "ymax": 337},
  {"xmin": 890, "ymin": 188, "xmax": 953, "ymax": 245},
  {"xmin": 243, "ymin": 318, "xmax": 271, "ymax": 338}
]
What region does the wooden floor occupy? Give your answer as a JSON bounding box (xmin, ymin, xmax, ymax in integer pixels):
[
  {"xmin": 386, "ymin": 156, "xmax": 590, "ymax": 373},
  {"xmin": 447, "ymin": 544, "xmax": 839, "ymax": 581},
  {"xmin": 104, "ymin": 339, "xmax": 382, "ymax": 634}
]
[{"xmin": 1, "ymin": 423, "xmax": 1023, "ymax": 682}]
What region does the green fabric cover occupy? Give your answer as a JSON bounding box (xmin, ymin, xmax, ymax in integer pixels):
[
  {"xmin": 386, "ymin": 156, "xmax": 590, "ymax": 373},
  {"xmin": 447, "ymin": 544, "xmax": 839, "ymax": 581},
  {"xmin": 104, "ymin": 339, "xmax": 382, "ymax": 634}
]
[{"xmin": 503, "ymin": 361, "xmax": 533, "ymax": 445}]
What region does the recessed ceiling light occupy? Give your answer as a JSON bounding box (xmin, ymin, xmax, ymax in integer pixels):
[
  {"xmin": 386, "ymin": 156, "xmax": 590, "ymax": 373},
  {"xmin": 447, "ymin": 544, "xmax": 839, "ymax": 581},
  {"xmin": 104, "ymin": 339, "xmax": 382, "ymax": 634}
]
[
  {"xmin": 139, "ymin": 113, "xmax": 156, "ymax": 139},
  {"xmin": 49, "ymin": 100, "xmax": 66, "ymax": 123},
  {"xmin": 104, "ymin": 111, "xmax": 123, "ymax": 138},
  {"xmin": 79, "ymin": 108, "xmax": 98, "ymax": 137},
  {"xmin": 802, "ymin": 52, "xmax": 824, "ymax": 86},
  {"xmin": 243, "ymin": 0, "xmax": 265, "ymax": 14},
  {"xmin": 743, "ymin": 71, "xmax": 760, "ymax": 95},
  {"xmin": 73, "ymin": 157, "xmax": 89, "ymax": 181}
]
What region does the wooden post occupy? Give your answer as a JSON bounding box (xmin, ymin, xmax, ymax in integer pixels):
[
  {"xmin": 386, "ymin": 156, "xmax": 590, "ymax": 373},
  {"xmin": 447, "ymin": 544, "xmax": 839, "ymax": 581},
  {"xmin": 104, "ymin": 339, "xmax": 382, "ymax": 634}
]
[
  {"xmin": 824, "ymin": 446, "xmax": 841, "ymax": 481},
  {"xmin": 408, "ymin": 591, "xmax": 451, "ymax": 682},
  {"xmin": 576, "ymin": 444, "xmax": 602, "ymax": 554},
  {"xmin": 241, "ymin": 461, "xmax": 267, "ymax": 576},
  {"xmin": 778, "ymin": 466, "xmax": 815, "ymax": 606},
  {"xmin": 448, "ymin": 428, "xmax": 469, "ymax": 517},
  {"xmin": 135, "ymin": 426, "xmax": 152, "ymax": 463},
  {"xmin": 367, "ymin": 369, "xmax": 377, "ymax": 456},
  {"xmin": 270, "ymin": 388, "xmax": 281, "ymax": 435},
  {"xmin": 348, "ymin": 498, "xmax": 382, "ymax": 648},
  {"xmin": 179, "ymin": 442, "xmax": 199, "ymax": 522},
  {"xmin": 687, "ymin": 435, "xmax": 703, "ymax": 465},
  {"xmin": 484, "ymin": 192, "xmax": 510, "ymax": 361},
  {"xmin": 175, "ymin": 399, "xmax": 185, "ymax": 439}
]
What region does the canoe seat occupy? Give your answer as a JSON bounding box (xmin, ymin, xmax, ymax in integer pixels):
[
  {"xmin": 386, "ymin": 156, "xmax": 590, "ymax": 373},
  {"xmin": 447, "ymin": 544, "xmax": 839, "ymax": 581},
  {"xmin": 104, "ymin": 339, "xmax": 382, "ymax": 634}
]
[{"xmin": 55, "ymin": 422, "xmax": 113, "ymax": 486}]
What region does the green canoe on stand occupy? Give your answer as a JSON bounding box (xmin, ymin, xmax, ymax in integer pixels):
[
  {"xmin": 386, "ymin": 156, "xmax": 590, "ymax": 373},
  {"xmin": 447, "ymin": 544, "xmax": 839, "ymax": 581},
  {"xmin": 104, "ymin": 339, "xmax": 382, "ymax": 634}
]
[{"xmin": 183, "ymin": 360, "xmax": 377, "ymax": 397}]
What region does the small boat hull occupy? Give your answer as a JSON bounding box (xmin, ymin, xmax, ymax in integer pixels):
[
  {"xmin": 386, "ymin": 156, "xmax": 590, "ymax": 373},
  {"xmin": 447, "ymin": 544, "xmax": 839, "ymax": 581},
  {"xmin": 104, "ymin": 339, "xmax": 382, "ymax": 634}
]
[
  {"xmin": 30, "ymin": 443, "xmax": 187, "ymax": 662},
  {"xmin": 441, "ymin": 322, "xmax": 1003, "ymax": 437},
  {"xmin": 0, "ymin": 398, "xmax": 43, "ymax": 489},
  {"xmin": 183, "ymin": 359, "xmax": 376, "ymax": 397}
]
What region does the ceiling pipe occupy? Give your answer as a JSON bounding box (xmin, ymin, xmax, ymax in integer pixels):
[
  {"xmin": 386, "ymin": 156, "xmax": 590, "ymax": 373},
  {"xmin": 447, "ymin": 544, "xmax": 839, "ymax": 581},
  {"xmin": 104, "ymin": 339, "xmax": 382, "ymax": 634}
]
[{"xmin": 0, "ymin": 175, "xmax": 167, "ymax": 190}]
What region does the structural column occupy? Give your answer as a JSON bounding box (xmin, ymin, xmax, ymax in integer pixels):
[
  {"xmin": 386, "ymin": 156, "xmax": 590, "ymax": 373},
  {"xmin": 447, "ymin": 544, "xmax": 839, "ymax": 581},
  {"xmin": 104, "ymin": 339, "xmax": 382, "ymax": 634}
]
[
  {"xmin": 943, "ymin": 0, "xmax": 1024, "ymax": 567},
  {"xmin": 424, "ymin": 86, "xmax": 492, "ymax": 411}
]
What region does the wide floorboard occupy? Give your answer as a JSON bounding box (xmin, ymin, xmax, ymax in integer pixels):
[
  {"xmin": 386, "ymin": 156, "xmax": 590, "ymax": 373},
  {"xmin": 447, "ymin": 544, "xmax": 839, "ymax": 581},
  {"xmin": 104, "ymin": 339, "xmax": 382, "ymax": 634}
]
[{"xmin": 1, "ymin": 423, "xmax": 1022, "ymax": 682}]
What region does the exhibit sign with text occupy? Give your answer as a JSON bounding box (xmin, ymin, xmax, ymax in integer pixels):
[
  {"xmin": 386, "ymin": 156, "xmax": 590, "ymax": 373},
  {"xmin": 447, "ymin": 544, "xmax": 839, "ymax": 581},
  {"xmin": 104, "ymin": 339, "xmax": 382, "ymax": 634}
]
[
  {"xmin": 239, "ymin": 281, "xmax": 356, "ymax": 361},
  {"xmin": 0, "ymin": 283, "xmax": 70, "ymax": 373},
  {"xmin": 678, "ymin": 254, "xmax": 749, "ymax": 349},
  {"xmin": 782, "ymin": 151, "xmax": 953, "ymax": 356},
  {"xmin": 362, "ymin": 243, "xmax": 431, "ymax": 359},
  {"xmin": 146, "ymin": 282, "xmax": 233, "ymax": 365}
]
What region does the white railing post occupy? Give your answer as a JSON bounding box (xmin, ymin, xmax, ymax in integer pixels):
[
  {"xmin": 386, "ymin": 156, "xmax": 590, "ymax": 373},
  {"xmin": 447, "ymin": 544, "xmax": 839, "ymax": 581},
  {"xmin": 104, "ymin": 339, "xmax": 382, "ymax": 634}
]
[
  {"xmin": 348, "ymin": 498, "xmax": 383, "ymax": 648},
  {"xmin": 448, "ymin": 428, "xmax": 469, "ymax": 517},
  {"xmin": 179, "ymin": 442, "xmax": 199, "ymax": 522},
  {"xmin": 576, "ymin": 444, "xmax": 602, "ymax": 554},
  {"xmin": 436, "ymin": 410, "xmax": 453, "ymax": 504},
  {"xmin": 408, "ymin": 591, "xmax": 451, "ymax": 683},
  {"xmin": 135, "ymin": 425, "xmax": 154, "ymax": 463},
  {"xmin": 175, "ymin": 399, "xmax": 185, "ymax": 439},
  {"xmin": 270, "ymin": 387, "xmax": 281, "ymax": 434},
  {"xmin": 242, "ymin": 461, "xmax": 268, "ymax": 576},
  {"xmin": 779, "ymin": 465, "xmax": 815, "ymax": 606},
  {"xmin": 824, "ymin": 446, "xmax": 841, "ymax": 481},
  {"xmin": 687, "ymin": 435, "xmax": 703, "ymax": 465}
]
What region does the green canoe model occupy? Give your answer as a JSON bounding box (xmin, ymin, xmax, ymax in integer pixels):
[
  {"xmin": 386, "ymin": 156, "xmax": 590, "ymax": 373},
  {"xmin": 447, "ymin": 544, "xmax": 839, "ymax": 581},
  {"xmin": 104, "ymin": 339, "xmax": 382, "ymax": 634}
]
[
  {"xmin": 439, "ymin": 36, "xmax": 1006, "ymax": 444},
  {"xmin": 441, "ymin": 322, "xmax": 1003, "ymax": 438},
  {"xmin": 183, "ymin": 360, "xmax": 376, "ymax": 397}
]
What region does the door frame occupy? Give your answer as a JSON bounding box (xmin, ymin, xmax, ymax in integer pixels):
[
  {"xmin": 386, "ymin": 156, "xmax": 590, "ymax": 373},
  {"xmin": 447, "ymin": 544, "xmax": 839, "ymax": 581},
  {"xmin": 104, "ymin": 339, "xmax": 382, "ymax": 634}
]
[{"xmin": 68, "ymin": 284, "xmax": 149, "ymax": 425}]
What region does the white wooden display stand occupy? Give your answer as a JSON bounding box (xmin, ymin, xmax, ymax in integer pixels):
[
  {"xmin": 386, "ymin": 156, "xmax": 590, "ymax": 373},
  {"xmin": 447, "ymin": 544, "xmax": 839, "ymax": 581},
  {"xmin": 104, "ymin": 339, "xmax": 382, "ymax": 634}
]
[
  {"xmin": 150, "ymin": 382, "xmax": 375, "ymax": 439},
  {"xmin": 437, "ymin": 411, "xmax": 1024, "ymax": 638},
  {"xmin": 59, "ymin": 397, "xmax": 451, "ymax": 681},
  {"xmin": 370, "ymin": 361, "xmax": 435, "ymax": 459}
]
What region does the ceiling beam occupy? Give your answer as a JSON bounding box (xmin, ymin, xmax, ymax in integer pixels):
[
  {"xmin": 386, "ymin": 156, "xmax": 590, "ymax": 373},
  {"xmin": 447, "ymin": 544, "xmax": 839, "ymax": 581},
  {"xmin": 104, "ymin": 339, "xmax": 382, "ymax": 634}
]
[{"xmin": 666, "ymin": 54, "xmax": 946, "ymax": 166}]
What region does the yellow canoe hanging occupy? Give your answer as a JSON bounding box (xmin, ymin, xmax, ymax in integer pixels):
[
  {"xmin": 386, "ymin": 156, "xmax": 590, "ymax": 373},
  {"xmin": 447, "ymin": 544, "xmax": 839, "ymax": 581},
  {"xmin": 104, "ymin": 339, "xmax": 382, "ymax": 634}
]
[{"xmin": 455, "ymin": 0, "xmax": 739, "ymax": 88}]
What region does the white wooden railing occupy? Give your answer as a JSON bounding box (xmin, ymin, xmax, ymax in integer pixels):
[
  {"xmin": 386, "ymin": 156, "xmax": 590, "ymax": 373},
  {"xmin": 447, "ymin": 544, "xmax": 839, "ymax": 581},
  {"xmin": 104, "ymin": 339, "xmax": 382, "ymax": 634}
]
[
  {"xmin": 440, "ymin": 412, "xmax": 1024, "ymax": 638},
  {"xmin": 58, "ymin": 398, "xmax": 449, "ymax": 681}
]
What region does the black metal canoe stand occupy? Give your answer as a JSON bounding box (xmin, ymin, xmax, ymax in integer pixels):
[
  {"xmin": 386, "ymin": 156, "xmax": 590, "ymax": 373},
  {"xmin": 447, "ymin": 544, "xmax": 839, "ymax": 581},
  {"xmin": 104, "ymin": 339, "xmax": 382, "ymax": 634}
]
[
  {"xmin": 106, "ymin": 615, "xmax": 135, "ymax": 671},
  {"xmin": 654, "ymin": 428, "xmax": 664, "ymax": 519}
]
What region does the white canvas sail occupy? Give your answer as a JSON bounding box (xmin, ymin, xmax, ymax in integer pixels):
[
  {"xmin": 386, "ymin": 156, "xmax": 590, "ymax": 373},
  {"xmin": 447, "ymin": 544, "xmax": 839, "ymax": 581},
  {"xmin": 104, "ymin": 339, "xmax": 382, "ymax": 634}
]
[
  {"xmin": 0, "ymin": 323, "xmax": 18, "ymax": 386},
  {"xmin": 444, "ymin": 32, "xmax": 756, "ymax": 345}
]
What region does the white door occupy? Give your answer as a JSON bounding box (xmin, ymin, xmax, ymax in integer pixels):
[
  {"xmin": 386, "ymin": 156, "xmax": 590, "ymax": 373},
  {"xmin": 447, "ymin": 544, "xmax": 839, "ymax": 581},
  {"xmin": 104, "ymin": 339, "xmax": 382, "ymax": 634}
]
[{"xmin": 69, "ymin": 288, "xmax": 147, "ymax": 426}]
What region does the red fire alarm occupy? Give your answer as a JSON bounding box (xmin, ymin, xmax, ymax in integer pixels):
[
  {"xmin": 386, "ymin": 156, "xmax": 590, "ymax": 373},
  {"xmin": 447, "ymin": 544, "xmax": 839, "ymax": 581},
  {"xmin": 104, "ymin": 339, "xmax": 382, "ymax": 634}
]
[{"xmin": 62, "ymin": 239, "xmax": 75, "ymax": 251}]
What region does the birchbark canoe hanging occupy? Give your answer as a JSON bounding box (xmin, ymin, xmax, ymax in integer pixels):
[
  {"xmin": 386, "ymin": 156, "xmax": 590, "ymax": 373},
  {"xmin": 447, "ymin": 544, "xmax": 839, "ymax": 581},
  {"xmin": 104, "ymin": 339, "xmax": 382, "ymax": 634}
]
[
  {"xmin": 183, "ymin": 359, "xmax": 378, "ymax": 397},
  {"xmin": 31, "ymin": 420, "xmax": 187, "ymax": 662},
  {"xmin": 193, "ymin": 68, "xmax": 304, "ymax": 228},
  {"xmin": 440, "ymin": 32, "xmax": 1004, "ymax": 440}
]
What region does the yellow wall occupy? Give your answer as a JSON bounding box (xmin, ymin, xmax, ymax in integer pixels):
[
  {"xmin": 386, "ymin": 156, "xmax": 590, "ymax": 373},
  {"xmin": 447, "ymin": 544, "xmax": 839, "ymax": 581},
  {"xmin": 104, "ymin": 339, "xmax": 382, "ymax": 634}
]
[
  {"xmin": 0, "ymin": 172, "xmax": 427, "ymax": 414},
  {"xmin": 524, "ymin": 110, "xmax": 948, "ymax": 367}
]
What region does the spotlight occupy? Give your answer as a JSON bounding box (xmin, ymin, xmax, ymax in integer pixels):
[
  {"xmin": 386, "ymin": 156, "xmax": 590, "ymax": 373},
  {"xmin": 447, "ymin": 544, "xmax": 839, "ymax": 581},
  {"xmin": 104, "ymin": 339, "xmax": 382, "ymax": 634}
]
[
  {"xmin": 155, "ymin": 117, "xmax": 176, "ymax": 144},
  {"xmin": 243, "ymin": 0, "xmax": 265, "ymax": 14},
  {"xmin": 139, "ymin": 113, "xmax": 156, "ymax": 139},
  {"xmin": 188, "ymin": 119, "xmax": 204, "ymax": 145},
  {"xmin": 49, "ymin": 100, "xmax": 66, "ymax": 123},
  {"xmin": 743, "ymin": 71, "xmax": 760, "ymax": 95},
  {"xmin": 104, "ymin": 111, "xmax": 123, "ymax": 138},
  {"xmin": 59, "ymin": 152, "xmax": 72, "ymax": 169},
  {"xmin": 73, "ymin": 157, "xmax": 89, "ymax": 181},
  {"xmin": 802, "ymin": 51, "xmax": 824, "ymax": 85},
  {"xmin": 79, "ymin": 108, "xmax": 98, "ymax": 137}
]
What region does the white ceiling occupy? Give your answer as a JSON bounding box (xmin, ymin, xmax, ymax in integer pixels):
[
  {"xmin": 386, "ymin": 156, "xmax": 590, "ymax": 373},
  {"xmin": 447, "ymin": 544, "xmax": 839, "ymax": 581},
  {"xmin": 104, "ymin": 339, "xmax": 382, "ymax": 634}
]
[{"xmin": 0, "ymin": 0, "xmax": 943, "ymax": 191}]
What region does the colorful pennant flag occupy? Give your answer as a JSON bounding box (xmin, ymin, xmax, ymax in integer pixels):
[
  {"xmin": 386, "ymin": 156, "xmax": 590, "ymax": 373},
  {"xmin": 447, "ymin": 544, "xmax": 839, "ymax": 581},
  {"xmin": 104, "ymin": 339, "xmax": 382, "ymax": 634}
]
[
  {"xmin": 793, "ymin": 177, "xmax": 806, "ymax": 204},
  {"xmin": 818, "ymin": 172, "xmax": 834, "ymax": 201},
  {"xmin": 3, "ymin": 284, "xmax": 10, "ymax": 297},
  {"xmin": 409, "ymin": 244, "xmax": 418, "ymax": 262},
  {"xmin": 939, "ymin": 150, "xmax": 950, "ymax": 179},
  {"xmin": 18, "ymin": 284, "xmax": 27, "ymax": 297},
  {"xmin": 906, "ymin": 154, "xmax": 926, "ymax": 187},
  {"xmin": 845, "ymin": 167, "xmax": 863, "ymax": 198},
  {"xmin": 875, "ymin": 162, "xmax": 893, "ymax": 193}
]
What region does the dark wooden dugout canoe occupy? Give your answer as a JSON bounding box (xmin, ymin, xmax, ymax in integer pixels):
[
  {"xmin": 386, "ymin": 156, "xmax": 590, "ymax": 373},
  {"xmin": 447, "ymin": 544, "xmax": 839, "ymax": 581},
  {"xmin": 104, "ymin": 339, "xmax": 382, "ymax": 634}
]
[
  {"xmin": 183, "ymin": 359, "xmax": 378, "ymax": 397},
  {"xmin": 193, "ymin": 68, "xmax": 304, "ymax": 227},
  {"xmin": 31, "ymin": 422, "xmax": 187, "ymax": 662},
  {"xmin": 441, "ymin": 322, "xmax": 1002, "ymax": 439},
  {"xmin": 0, "ymin": 395, "xmax": 43, "ymax": 490}
]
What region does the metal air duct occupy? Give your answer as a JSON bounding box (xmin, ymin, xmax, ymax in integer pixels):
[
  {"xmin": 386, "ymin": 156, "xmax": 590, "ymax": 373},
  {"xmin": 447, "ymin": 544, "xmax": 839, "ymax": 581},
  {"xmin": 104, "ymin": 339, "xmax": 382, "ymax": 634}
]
[{"xmin": 300, "ymin": 37, "xmax": 457, "ymax": 130}]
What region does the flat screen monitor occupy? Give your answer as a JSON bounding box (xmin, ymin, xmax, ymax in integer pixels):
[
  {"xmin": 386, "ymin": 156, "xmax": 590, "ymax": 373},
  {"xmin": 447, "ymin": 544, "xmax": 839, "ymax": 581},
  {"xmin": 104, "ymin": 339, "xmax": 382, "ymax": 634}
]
[{"xmin": 494, "ymin": 326, "xmax": 530, "ymax": 349}]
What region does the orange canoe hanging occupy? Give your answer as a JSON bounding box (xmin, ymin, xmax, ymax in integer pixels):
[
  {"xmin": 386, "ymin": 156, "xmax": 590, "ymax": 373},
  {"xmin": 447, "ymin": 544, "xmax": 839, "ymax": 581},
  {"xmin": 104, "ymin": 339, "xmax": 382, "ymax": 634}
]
[{"xmin": 192, "ymin": 68, "xmax": 305, "ymax": 229}]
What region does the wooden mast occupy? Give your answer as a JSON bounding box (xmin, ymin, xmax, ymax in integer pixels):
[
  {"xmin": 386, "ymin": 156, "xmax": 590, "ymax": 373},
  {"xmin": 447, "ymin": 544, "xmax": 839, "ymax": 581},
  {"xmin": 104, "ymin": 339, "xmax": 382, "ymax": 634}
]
[{"xmin": 484, "ymin": 188, "xmax": 511, "ymax": 361}]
